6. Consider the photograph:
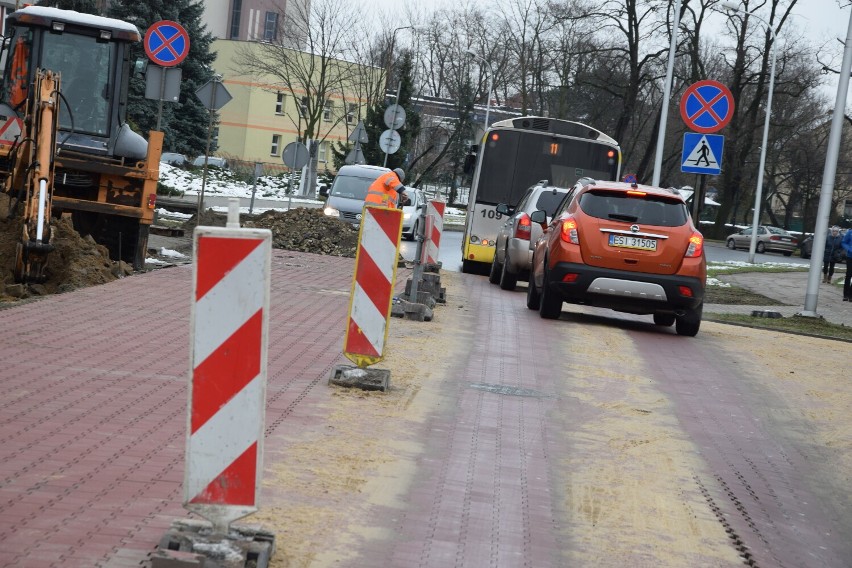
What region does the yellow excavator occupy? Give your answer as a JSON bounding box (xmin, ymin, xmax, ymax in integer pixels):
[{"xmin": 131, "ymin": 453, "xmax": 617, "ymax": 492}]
[{"xmin": 0, "ymin": 6, "xmax": 162, "ymax": 282}]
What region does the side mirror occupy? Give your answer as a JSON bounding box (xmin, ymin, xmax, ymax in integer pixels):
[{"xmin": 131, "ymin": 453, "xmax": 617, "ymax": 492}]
[
  {"xmin": 495, "ymin": 203, "xmax": 512, "ymax": 216},
  {"xmin": 319, "ymin": 185, "xmax": 328, "ymax": 197},
  {"xmin": 530, "ymin": 210, "xmax": 547, "ymax": 227},
  {"xmin": 133, "ymin": 58, "xmax": 147, "ymax": 77}
]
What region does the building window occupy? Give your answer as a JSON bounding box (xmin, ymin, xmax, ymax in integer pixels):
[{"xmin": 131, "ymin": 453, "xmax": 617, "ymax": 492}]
[
  {"xmin": 845, "ymin": 199, "xmax": 852, "ymax": 217},
  {"xmin": 318, "ymin": 141, "xmax": 328, "ymax": 163},
  {"xmin": 346, "ymin": 103, "xmax": 356, "ymax": 124},
  {"xmin": 299, "ymin": 96, "xmax": 308, "ymax": 118},
  {"xmin": 323, "ymin": 100, "xmax": 333, "ymax": 122},
  {"xmin": 275, "ymin": 92, "xmax": 284, "ymax": 114},
  {"xmin": 263, "ymin": 12, "xmax": 278, "ymax": 41},
  {"xmin": 230, "ymin": 0, "xmax": 242, "ymax": 39},
  {"xmin": 271, "ymin": 134, "xmax": 281, "ymax": 156}
]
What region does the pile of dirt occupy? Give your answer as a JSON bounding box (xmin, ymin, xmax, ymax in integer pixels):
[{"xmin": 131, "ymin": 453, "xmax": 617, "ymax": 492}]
[
  {"xmin": 243, "ymin": 207, "xmax": 360, "ymax": 257},
  {"xmin": 0, "ymin": 198, "xmax": 360, "ymax": 304},
  {"xmin": 0, "ymin": 194, "xmax": 125, "ymax": 303}
]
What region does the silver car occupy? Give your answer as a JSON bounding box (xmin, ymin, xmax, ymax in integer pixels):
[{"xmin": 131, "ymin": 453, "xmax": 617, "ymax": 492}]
[
  {"xmin": 726, "ymin": 225, "xmax": 798, "ymax": 256},
  {"xmin": 401, "ymin": 188, "xmax": 425, "ymax": 240},
  {"xmin": 489, "ymin": 181, "xmax": 572, "ymax": 290}
]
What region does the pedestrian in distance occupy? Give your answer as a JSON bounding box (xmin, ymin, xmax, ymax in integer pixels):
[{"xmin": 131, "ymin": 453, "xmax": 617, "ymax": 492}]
[
  {"xmin": 365, "ymin": 167, "xmax": 407, "ymax": 208},
  {"xmin": 823, "ymin": 226, "xmax": 843, "ymax": 284},
  {"xmin": 842, "ymin": 227, "xmax": 852, "ymax": 301}
]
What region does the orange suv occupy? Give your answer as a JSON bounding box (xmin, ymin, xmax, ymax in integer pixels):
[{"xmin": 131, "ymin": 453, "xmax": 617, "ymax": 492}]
[{"xmin": 526, "ymin": 180, "xmax": 706, "ymax": 336}]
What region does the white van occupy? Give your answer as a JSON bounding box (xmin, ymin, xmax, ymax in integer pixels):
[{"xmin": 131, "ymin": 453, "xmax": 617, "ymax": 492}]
[{"xmin": 322, "ymin": 164, "xmax": 391, "ymax": 226}]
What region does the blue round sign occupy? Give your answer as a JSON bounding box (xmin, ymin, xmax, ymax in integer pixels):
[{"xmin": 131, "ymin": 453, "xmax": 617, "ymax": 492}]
[
  {"xmin": 679, "ymin": 80, "xmax": 735, "ymax": 134},
  {"xmin": 144, "ymin": 21, "xmax": 190, "ymax": 67}
]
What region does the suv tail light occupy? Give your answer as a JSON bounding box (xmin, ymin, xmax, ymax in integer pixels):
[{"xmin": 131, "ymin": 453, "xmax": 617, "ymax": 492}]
[
  {"xmin": 685, "ymin": 231, "xmax": 703, "ymax": 258},
  {"xmin": 560, "ymin": 218, "xmax": 579, "ymax": 244},
  {"xmin": 515, "ymin": 213, "xmax": 532, "ymax": 240}
]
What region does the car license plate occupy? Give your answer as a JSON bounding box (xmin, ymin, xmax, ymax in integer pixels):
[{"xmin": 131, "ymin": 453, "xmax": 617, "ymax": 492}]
[{"xmin": 609, "ymin": 234, "xmax": 657, "ymax": 251}]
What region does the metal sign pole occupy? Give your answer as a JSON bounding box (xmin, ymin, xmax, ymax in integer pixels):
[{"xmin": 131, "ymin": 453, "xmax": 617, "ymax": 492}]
[
  {"xmin": 383, "ymin": 81, "xmax": 402, "ymax": 167},
  {"xmin": 197, "ymin": 82, "xmax": 217, "ymax": 218},
  {"xmin": 250, "ymin": 162, "xmax": 261, "ymax": 214},
  {"xmin": 156, "ymin": 68, "xmax": 165, "ymax": 131}
]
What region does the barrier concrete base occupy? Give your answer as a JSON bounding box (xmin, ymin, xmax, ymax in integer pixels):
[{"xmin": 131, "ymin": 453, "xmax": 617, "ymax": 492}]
[
  {"xmin": 155, "ymin": 519, "xmax": 275, "ymax": 568},
  {"xmin": 405, "ymin": 273, "xmax": 446, "ymax": 304},
  {"xmin": 329, "ymin": 364, "xmax": 391, "ymax": 391}
]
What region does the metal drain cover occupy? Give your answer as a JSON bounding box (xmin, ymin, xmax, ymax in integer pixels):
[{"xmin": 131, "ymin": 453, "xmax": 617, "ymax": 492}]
[{"xmin": 469, "ymin": 383, "xmax": 551, "ymax": 398}]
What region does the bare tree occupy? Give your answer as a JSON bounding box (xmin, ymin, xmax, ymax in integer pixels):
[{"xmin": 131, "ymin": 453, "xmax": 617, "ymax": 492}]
[{"xmin": 233, "ymin": 0, "xmax": 366, "ymax": 196}]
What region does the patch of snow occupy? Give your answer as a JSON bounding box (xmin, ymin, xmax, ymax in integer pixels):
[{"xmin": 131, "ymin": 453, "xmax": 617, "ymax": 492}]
[{"xmin": 159, "ymin": 248, "xmax": 187, "ymax": 259}]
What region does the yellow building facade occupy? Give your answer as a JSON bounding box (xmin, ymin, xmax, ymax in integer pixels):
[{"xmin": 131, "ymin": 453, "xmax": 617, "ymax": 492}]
[{"xmin": 211, "ymin": 39, "xmax": 382, "ymax": 173}]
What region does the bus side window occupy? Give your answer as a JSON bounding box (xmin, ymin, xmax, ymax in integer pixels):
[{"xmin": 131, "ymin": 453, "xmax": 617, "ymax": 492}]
[{"xmin": 463, "ymin": 145, "xmax": 478, "ymax": 175}]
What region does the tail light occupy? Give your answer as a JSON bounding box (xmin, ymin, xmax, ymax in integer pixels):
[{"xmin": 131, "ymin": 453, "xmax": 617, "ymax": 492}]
[
  {"xmin": 560, "ymin": 218, "xmax": 579, "ymax": 244},
  {"xmin": 147, "ymin": 194, "xmax": 157, "ymax": 209},
  {"xmin": 515, "ymin": 213, "xmax": 532, "ymax": 240},
  {"xmin": 678, "ymin": 285, "xmax": 694, "ymax": 297},
  {"xmin": 685, "ymin": 231, "xmax": 703, "ymax": 258}
]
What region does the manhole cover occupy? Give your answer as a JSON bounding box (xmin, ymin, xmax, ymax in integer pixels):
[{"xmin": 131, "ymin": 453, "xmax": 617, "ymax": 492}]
[{"xmin": 469, "ymin": 383, "xmax": 551, "ymax": 398}]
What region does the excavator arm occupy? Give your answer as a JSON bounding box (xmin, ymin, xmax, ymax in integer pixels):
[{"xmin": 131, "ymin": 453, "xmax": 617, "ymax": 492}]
[{"xmin": 12, "ymin": 68, "xmax": 60, "ymax": 283}]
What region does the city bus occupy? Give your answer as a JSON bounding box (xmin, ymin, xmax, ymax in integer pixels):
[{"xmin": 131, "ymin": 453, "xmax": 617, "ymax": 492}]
[{"xmin": 461, "ymin": 117, "xmax": 622, "ymax": 273}]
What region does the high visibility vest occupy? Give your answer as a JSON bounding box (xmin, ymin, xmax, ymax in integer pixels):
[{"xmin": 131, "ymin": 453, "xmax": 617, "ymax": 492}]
[{"xmin": 365, "ymin": 171, "xmax": 402, "ymax": 208}]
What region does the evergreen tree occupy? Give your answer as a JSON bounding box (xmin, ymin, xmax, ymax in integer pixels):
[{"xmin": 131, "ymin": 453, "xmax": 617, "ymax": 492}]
[
  {"xmin": 37, "ymin": 0, "xmax": 99, "ymax": 12},
  {"xmin": 107, "ymin": 0, "xmax": 216, "ymax": 157},
  {"xmin": 358, "ymin": 51, "xmax": 421, "ymax": 172}
]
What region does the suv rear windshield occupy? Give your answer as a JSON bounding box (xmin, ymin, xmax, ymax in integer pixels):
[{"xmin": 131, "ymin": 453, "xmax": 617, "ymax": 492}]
[
  {"xmin": 579, "ymin": 190, "xmax": 688, "ymax": 227},
  {"xmin": 534, "ymin": 190, "xmax": 567, "ymax": 217}
]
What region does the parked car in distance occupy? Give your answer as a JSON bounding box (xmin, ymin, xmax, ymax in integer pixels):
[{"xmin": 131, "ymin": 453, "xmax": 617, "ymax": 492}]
[
  {"xmin": 401, "ymin": 188, "xmax": 425, "ymax": 240},
  {"xmin": 490, "ymin": 180, "xmax": 573, "ymax": 290},
  {"xmin": 323, "ymin": 164, "xmax": 390, "ymax": 226},
  {"xmin": 527, "ymin": 180, "xmax": 706, "ymax": 336},
  {"xmin": 799, "ymin": 230, "xmax": 847, "ymax": 262},
  {"xmin": 192, "ymin": 155, "xmax": 229, "ymax": 169},
  {"xmin": 799, "ymin": 234, "xmax": 814, "ymax": 259},
  {"xmin": 160, "ymin": 152, "xmax": 188, "ymax": 166},
  {"xmin": 726, "ymin": 225, "xmax": 797, "ymax": 256}
]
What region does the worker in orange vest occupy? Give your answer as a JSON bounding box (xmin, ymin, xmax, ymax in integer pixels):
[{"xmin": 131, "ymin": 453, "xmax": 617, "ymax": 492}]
[{"xmin": 365, "ymin": 168, "xmax": 407, "ymax": 208}]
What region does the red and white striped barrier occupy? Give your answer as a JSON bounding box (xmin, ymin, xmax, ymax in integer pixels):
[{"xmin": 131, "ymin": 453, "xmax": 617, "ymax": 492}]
[
  {"xmin": 420, "ymin": 199, "xmax": 446, "ymax": 266},
  {"xmin": 344, "ymin": 205, "xmax": 403, "ymax": 368},
  {"xmin": 186, "ymin": 224, "xmax": 271, "ymax": 533}
]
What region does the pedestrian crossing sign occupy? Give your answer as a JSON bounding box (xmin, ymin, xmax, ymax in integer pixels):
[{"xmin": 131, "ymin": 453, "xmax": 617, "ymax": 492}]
[{"xmin": 681, "ymin": 133, "xmax": 723, "ymax": 175}]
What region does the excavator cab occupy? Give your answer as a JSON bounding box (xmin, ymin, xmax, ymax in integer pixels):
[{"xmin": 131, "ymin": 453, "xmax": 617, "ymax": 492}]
[{"xmin": 0, "ymin": 6, "xmax": 161, "ymax": 282}]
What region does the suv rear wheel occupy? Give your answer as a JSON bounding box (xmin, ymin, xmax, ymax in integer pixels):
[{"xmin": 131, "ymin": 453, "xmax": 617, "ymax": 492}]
[
  {"xmin": 675, "ymin": 303, "xmax": 702, "ymax": 337},
  {"xmin": 538, "ymin": 264, "xmax": 562, "ymax": 319},
  {"xmin": 499, "ymin": 252, "xmax": 518, "ymax": 290},
  {"xmin": 489, "ymin": 254, "xmax": 502, "ymax": 284},
  {"xmin": 526, "ymin": 276, "xmax": 540, "ymax": 309}
]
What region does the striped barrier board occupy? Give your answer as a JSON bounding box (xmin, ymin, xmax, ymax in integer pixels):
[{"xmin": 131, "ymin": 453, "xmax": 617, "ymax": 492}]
[
  {"xmin": 421, "ymin": 200, "xmax": 446, "ymax": 266},
  {"xmin": 186, "ymin": 225, "xmax": 272, "ymax": 533},
  {"xmin": 344, "ymin": 205, "xmax": 403, "ymax": 368}
]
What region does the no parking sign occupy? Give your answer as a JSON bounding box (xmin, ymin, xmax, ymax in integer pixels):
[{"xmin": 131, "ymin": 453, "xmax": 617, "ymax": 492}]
[{"xmin": 144, "ymin": 20, "xmax": 190, "ymax": 67}]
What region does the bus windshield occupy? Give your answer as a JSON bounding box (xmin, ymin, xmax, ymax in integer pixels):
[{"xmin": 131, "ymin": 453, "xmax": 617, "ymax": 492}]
[{"xmin": 477, "ymin": 130, "xmax": 617, "ymax": 205}]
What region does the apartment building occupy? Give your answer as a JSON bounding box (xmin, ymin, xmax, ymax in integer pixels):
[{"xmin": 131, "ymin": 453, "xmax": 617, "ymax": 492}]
[{"xmin": 211, "ymin": 39, "xmax": 380, "ymax": 171}]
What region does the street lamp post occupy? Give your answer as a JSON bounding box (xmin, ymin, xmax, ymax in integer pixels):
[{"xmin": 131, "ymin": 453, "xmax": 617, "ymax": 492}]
[
  {"xmin": 651, "ymin": 0, "xmax": 684, "ymax": 187},
  {"xmin": 466, "ymin": 50, "xmax": 493, "ymax": 132},
  {"xmin": 722, "ymin": 2, "xmax": 777, "ymax": 264}
]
